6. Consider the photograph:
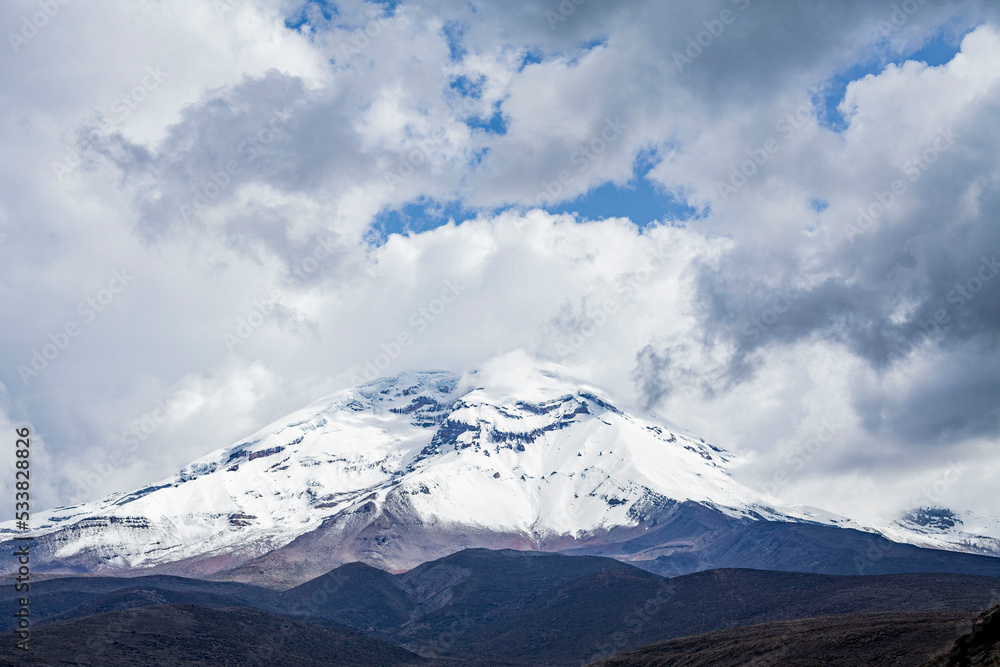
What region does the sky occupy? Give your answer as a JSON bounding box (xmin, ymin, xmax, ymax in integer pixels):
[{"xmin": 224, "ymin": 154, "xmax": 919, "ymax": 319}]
[{"xmin": 2, "ymin": 0, "xmax": 1000, "ymax": 527}]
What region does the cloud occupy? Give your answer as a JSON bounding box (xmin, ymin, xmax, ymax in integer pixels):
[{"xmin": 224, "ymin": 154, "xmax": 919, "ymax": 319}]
[
  {"xmin": 679, "ymin": 26, "xmax": 1000, "ymax": 443},
  {"xmin": 3, "ymin": 0, "xmax": 1000, "ymax": 525}
]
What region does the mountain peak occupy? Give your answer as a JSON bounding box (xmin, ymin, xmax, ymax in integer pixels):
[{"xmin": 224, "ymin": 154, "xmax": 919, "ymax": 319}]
[{"xmin": 3, "ymin": 358, "xmax": 999, "ymax": 585}]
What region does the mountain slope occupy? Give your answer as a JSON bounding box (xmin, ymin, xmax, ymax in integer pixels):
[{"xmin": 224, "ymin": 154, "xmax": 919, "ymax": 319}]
[
  {"xmin": 8, "ymin": 550, "xmax": 1000, "ymax": 665},
  {"xmin": 0, "ymin": 573, "xmax": 281, "ymax": 632},
  {"xmin": 590, "ymin": 611, "xmax": 978, "ymax": 667},
  {"xmin": 354, "ymin": 551, "xmax": 1000, "ymax": 664},
  {"xmin": 0, "ymin": 604, "xmax": 428, "ymax": 667},
  {"xmin": 922, "ymin": 604, "xmax": 1000, "ymax": 667},
  {"xmin": 2, "ymin": 356, "xmax": 998, "ymax": 585},
  {"xmin": 628, "ymin": 518, "xmax": 1000, "ymax": 578}
]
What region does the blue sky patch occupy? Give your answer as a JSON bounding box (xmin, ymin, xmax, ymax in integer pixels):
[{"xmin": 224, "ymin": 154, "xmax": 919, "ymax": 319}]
[
  {"xmin": 542, "ymin": 157, "xmax": 699, "ymax": 227},
  {"xmin": 449, "ymin": 75, "xmax": 484, "ymax": 98},
  {"xmin": 465, "ymin": 104, "xmax": 507, "ymax": 135},
  {"xmin": 543, "ymin": 178, "xmax": 698, "ymax": 228},
  {"xmin": 368, "ymin": 153, "xmax": 701, "ymax": 242},
  {"xmin": 815, "ymin": 29, "xmax": 965, "ymax": 131},
  {"xmin": 370, "ymin": 0, "xmax": 400, "ymax": 13},
  {"xmin": 580, "ymin": 37, "xmax": 608, "ymax": 51},
  {"xmin": 367, "ymin": 199, "xmax": 478, "ymax": 244},
  {"xmin": 284, "ymin": 0, "xmax": 338, "ymax": 31},
  {"xmin": 442, "ymin": 21, "xmax": 467, "ymax": 61},
  {"xmin": 519, "ymin": 50, "xmax": 544, "ymax": 71}
]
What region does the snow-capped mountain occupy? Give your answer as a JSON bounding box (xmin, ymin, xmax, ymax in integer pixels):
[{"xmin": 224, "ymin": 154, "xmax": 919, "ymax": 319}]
[
  {"xmin": 3, "ymin": 354, "xmax": 998, "ymax": 586},
  {"xmin": 883, "ymin": 507, "xmax": 1000, "ymax": 556}
]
